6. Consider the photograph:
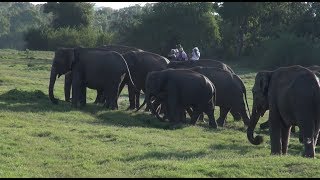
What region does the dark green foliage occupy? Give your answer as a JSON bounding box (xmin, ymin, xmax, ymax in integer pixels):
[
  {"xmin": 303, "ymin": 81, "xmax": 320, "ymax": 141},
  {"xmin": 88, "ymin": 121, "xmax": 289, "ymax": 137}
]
[
  {"xmin": 25, "ymin": 27, "xmax": 114, "ymax": 50},
  {"xmin": 123, "ymin": 2, "xmax": 221, "ymax": 57},
  {"xmin": 43, "ymin": 2, "xmax": 94, "ymax": 29},
  {"xmin": 0, "ymin": 2, "xmax": 50, "ymax": 50},
  {"xmin": 252, "ymin": 32, "xmax": 320, "ymax": 69}
]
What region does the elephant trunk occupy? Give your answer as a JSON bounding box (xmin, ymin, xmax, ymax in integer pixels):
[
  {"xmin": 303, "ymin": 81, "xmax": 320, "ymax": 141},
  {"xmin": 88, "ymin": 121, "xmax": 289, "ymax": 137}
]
[
  {"xmin": 247, "ymin": 103, "xmax": 263, "ymax": 145},
  {"xmin": 49, "ymin": 66, "xmax": 58, "ymax": 104}
]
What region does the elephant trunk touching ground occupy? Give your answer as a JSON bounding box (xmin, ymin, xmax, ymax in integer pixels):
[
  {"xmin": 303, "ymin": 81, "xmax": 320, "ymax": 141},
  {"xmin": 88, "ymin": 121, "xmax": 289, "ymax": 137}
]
[{"xmin": 247, "ymin": 100, "xmax": 264, "ymax": 145}]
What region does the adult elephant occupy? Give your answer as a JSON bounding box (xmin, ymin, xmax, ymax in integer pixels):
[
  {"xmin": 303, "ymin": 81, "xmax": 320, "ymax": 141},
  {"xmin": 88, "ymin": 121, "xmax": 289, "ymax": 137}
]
[
  {"xmin": 167, "ymin": 59, "xmax": 241, "ymax": 121},
  {"xmin": 119, "ymin": 51, "xmax": 170, "ymax": 110},
  {"xmin": 49, "ymin": 47, "xmax": 135, "ymax": 109},
  {"xmin": 167, "ymin": 59, "xmax": 235, "ymax": 73},
  {"xmin": 259, "ymin": 65, "xmax": 320, "ymax": 131},
  {"xmin": 189, "ymin": 66, "xmax": 250, "ymax": 127},
  {"xmin": 62, "ymin": 45, "xmax": 144, "ymax": 104},
  {"xmin": 247, "ymin": 65, "xmax": 320, "ymax": 158},
  {"xmin": 144, "ymin": 68, "xmax": 217, "ymax": 127}
]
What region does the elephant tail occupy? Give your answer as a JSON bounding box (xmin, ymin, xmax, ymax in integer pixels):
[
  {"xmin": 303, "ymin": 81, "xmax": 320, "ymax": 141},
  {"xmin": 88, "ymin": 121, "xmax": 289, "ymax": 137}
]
[
  {"xmin": 135, "ymin": 99, "xmax": 146, "ymax": 112},
  {"xmin": 118, "ymin": 52, "xmax": 142, "ymax": 95},
  {"xmin": 236, "ymin": 74, "xmax": 251, "ymax": 118}
]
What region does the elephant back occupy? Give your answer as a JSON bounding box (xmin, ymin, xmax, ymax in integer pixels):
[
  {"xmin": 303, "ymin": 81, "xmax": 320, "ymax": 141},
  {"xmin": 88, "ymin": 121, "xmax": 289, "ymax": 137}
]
[{"xmin": 98, "ymin": 44, "xmax": 144, "ymax": 54}]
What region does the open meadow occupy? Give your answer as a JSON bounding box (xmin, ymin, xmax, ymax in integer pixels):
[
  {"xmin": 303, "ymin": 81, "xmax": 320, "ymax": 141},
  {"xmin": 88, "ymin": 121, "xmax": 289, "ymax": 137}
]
[{"xmin": 0, "ymin": 49, "xmax": 319, "ymax": 178}]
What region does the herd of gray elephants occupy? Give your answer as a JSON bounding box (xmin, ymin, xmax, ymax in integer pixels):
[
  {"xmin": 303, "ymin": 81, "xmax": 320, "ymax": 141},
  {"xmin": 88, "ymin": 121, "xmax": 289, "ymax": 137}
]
[{"xmin": 48, "ymin": 45, "xmax": 320, "ymax": 158}]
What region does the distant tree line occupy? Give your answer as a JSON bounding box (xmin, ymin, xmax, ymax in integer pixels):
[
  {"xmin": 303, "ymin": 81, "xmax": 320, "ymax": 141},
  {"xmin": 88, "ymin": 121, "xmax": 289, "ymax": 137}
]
[{"xmin": 1, "ymin": 2, "xmax": 320, "ymax": 68}]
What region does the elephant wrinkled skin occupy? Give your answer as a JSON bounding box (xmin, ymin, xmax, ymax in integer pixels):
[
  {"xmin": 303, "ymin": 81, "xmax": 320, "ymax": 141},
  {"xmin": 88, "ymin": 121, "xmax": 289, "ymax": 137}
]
[
  {"xmin": 49, "ymin": 47, "xmax": 135, "ymax": 109},
  {"xmin": 144, "ymin": 68, "xmax": 217, "ymax": 127},
  {"xmin": 247, "ymin": 65, "xmax": 320, "ymax": 158}
]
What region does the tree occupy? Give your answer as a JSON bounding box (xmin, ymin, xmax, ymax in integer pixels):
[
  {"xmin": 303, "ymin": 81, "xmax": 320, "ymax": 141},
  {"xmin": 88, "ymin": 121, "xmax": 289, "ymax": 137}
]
[
  {"xmin": 93, "ymin": 7, "xmax": 114, "ymax": 32},
  {"xmin": 218, "ymin": 2, "xmax": 262, "ymax": 57},
  {"xmin": 127, "ymin": 2, "xmax": 221, "ymax": 57},
  {"xmin": 43, "ymin": 2, "xmax": 94, "ymax": 29}
]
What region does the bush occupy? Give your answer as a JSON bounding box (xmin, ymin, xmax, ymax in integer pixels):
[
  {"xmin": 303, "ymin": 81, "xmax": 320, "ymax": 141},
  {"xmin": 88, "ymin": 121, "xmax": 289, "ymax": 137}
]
[
  {"xmin": 24, "ymin": 27, "xmax": 50, "ymax": 50},
  {"xmin": 24, "ymin": 26, "xmax": 115, "ymax": 50},
  {"xmin": 251, "ymin": 32, "xmax": 320, "ymax": 69}
]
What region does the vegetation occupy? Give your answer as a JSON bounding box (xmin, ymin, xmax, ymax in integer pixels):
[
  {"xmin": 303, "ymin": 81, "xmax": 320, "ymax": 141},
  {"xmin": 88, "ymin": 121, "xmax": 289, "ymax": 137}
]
[
  {"xmin": 0, "ymin": 49, "xmax": 319, "ymax": 178},
  {"xmin": 1, "ymin": 3, "xmax": 320, "ymax": 177}
]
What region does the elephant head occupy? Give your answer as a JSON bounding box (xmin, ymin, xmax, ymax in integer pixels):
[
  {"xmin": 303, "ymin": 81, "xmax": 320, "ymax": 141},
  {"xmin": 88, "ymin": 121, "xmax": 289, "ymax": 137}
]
[
  {"xmin": 247, "ymin": 71, "xmax": 272, "ymax": 145},
  {"xmin": 49, "ymin": 48, "xmax": 75, "ymax": 104}
]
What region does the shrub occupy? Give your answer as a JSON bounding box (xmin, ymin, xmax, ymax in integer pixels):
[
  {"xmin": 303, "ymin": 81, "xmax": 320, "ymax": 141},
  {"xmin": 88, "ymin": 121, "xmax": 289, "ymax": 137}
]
[
  {"xmin": 252, "ymin": 32, "xmax": 320, "ymax": 69},
  {"xmin": 24, "ymin": 26, "xmax": 114, "ymax": 50}
]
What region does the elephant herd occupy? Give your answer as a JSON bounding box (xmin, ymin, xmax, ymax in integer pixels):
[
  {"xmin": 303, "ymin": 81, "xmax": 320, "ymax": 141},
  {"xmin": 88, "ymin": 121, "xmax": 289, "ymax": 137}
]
[{"xmin": 48, "ymin": 45, "xmax": 320, "ymax": 158}]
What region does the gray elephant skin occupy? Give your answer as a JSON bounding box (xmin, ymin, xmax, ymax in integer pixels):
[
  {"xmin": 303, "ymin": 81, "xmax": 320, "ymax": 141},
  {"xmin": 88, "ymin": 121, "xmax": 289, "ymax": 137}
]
[
  {"xmin": 189, "ymin": 66, "xmax": 250, "ymax": 127},
  {"xmin": 119, "ymin": 51, "xmax": 170, "ymax": 110},
  {"xmin": 63, "ymin": 44, "xmax": 144, "ymax": 104},
  {"xmin": 49, "ymin": 47, "xmax": 135, "ymax": 109},
  {"xmin": 144, "ymin": 68, "xmax": 217, "ymax": 128},
  {"xmin": 259, "ymin": 65, "xmax": 320, "ymax": 145},
  {"xmin": 247, "ymin": 65, "xmax": 320, "ymax": 158},
  {"xmin": 167, "ymin": 59, "xmax": 242, "ymax": 121}
]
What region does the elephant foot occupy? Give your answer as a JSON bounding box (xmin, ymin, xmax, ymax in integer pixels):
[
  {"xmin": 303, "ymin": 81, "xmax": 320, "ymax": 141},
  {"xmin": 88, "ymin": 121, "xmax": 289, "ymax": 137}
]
[
  {"xmin": 126, "ymin": 106, "xmax": 135, "ymax": 111},
  {"xmin": 217, "ymin": 119, "xmax": 225, "ymax": 127},
  {"xmin": 209, "ymin": 121, "xmax": 217, "ymax": 129},
  {"xmin": 232, "ymin": 114, "xmax": 241, "ymax": 121},
  {"xmin": 260, "ymin": 121, "xmax": 269, "ymax": 130},
  {"xmin": 51, "ymin": 98, "xmax": 59, "ymax": 104}
]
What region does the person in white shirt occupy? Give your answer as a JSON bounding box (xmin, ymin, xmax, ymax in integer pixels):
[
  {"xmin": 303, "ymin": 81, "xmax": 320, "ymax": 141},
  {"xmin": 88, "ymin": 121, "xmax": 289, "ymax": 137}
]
[{"xmin": 190, "ymin": 47, "xmax": 200, "ymax": 61}]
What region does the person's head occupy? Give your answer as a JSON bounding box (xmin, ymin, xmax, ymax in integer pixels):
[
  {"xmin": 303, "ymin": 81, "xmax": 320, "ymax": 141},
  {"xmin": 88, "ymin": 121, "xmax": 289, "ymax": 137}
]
[
  {"xmin": 193, "ymin": 47, "xmax": 199, "ymax": 53},
  {"xmin": 176, "ymin": 44, "xmax": 183, "ymax": 52}
]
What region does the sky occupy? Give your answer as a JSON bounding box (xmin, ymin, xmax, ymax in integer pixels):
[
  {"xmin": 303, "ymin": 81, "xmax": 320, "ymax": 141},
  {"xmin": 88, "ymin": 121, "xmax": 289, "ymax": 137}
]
[{"xmin": 30, "ymin": 2, "xmax": 156, "ymax": 10}]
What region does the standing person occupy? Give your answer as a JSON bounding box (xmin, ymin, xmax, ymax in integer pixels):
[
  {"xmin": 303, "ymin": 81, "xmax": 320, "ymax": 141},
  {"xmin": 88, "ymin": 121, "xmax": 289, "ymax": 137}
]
[
  {"xmin": 190, "ymin": 47, "xmax": 200, "ymax": 61},
  {"xmin": 176, "ymin": 44, "xmax": 188, "ymax": 61}
]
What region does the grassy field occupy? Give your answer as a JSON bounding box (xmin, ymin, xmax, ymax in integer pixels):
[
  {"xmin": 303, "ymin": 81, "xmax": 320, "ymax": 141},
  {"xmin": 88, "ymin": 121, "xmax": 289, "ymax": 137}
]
[{"xmin": 0, "ymin": 49, "xmax": 319, "ymax": 178}]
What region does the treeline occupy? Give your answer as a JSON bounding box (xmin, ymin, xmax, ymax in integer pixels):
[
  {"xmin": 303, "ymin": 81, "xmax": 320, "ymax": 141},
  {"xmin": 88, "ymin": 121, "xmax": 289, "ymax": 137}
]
[{"xmin": 1, "ymin": 2, "xmax": 320, "ymax": 68}]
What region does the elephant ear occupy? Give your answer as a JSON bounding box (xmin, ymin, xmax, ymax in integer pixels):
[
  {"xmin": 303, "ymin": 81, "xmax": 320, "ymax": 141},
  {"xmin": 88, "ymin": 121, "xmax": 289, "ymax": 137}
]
[{"xmin": 258, "ymin": 71, "xmax": 271, "ymax": 96}]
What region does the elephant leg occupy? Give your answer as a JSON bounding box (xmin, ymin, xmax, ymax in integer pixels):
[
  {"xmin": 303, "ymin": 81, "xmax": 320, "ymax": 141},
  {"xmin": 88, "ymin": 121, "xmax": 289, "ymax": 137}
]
[
  {"xmin": 281, "ymin": 125, "xmax": 291, "ymax": 155},
  {"xmin": 269, "ymin": 108, "xmax": 282, "ymax": 156},
  {"xmin": 217, "ymin": 107, "xmax": 231, "ymax": 127},
  {"xmin": 71, "ymin": 71, "xmax": 81, "ymax": 108},
  {"xmin": 260, "ymin": 120, "xmax": 270, "ymax": 130},
  {"xmin": 167, "ymin": 86, "xmax": 178, "ymax": 123},
  {"xmin": 118, "ymin": 75, "xmax": 128, "ymax": 99},
  {"xmin": 230, "ymin": 108, "xmax": 241, "ymax": 121},
  {"xmin": 64, "ymin": 72, "xmax": 72, "ymax": 102},
  {"xmin": 205, "ymin": 104, "xmax": 217, "ymax": 129},
  {"xmin": 104, "ymin": 81, "xmax": 120, "ymax": 110},
  {"xmin": 189, "ymin": 107, "xmax": 201, "ymax": 126},
  {"xmin": 79, "ymin": 82, "xmax": 86, "ymax": 108},
  {"xmin": 135, "ymin": 90, "xmax": 140, "ymax": 110},
  {"xmin": 235, "ymin": 102, "xmax": 250, "ymax": 126},
  {"xmin": 177, "ymin": 106, "xmax": 186, "ymax": 123},
  {"xmin": 295, "ymin": 112, "xmax": 316, "ymax": 157},
  {"xmin": 94, "ymin": 89, "xmax": 103, "ymax": 104},
  {"xmin": 127, "ymin": 82, "xmax": 136, "ymax": 110},
  {"xmin": 198, "ymin": 113, "xmax": 205, "ymax": 123}
]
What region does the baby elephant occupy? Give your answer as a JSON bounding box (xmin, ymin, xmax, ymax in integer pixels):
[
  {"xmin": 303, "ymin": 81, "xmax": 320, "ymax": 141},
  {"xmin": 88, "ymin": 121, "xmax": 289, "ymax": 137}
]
[{"xmin": 143, "ymin": 68, "xmax": 217, "ymax": 128}]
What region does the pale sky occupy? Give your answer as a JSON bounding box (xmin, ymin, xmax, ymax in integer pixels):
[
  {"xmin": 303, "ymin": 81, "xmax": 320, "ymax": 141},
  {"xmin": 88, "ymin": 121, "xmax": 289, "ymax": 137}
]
[{"xmin": 30, "ymin": 2, "xmax": 157, "ymax": 10}]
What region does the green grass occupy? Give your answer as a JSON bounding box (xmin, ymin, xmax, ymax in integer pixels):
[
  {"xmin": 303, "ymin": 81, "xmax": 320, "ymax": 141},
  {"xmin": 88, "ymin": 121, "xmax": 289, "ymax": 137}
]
[{"xmin": 0, "ymin": 49, "xmax": 319, "ymax": 178}]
